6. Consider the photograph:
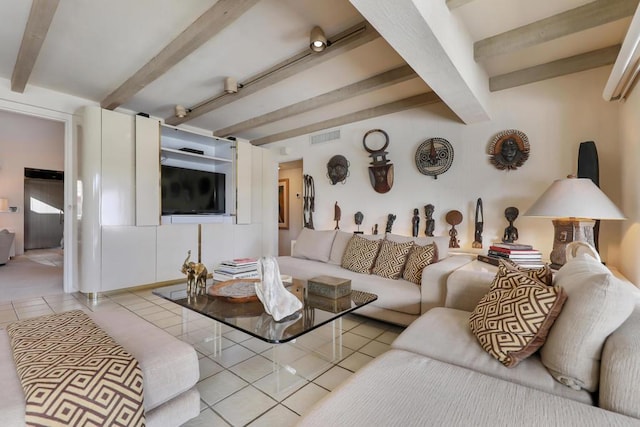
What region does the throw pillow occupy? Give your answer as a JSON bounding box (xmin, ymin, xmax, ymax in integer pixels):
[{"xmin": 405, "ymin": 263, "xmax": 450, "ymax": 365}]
[
  {"xmin": 329, "ymin": 231, "xmax": 355, "ymax": 265},
  {"xmin": 469, "ymin": 265, "xmax": 567, "ymax": 368},
  {"xmin": 385, "ymin": 233, "xmax": 449, "ymax": 260},
  {"xmin": 292, "ymin": 228, "xmax": 337, "ymax": 262},
  {"xmin": 495, "ymin": 258, "xmax": 553, "ymax": 286},
  {"xmin": 402, "ymin": 243, "xmax": 437, "ymax": 285},
  {"xmin": 341, "ymin": 235, "xmax": 382, "ymax": 274},
  {"xmin": 372, "ymin": 239, "xmax": 414, "ymax": 279},
  {"xmin": 540, "ymin": 253, "xmax": 637, "ymax": 392}
]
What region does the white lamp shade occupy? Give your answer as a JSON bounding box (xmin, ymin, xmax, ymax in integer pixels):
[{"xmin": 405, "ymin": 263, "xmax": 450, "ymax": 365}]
[
  {"xmin": 524, "ymin": 178, "xmax": 625, "ymax": 220},
  {"xmin": 0, "ymin": 198, "xmax": 8, "ymax": 212}
]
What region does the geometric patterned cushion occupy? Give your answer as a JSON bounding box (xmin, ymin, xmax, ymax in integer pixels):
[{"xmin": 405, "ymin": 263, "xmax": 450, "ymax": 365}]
[
  {"xmin": 496, "ymin": 258, "xmax": 553, "ymax": 286},
  {"xmin": 469, "ymin": 268, "xmax": 567, "ymax": 367},
  {"xmin": 341, "ymin": 235, "xmax": 382, "ymax": 274},
  {"xmin": 402, "ymin": 243, "xmax": 437, "ymax": 285},
  {"xmin": 372, "ymin": 239, "xmax": 414, "ymax": 279}
]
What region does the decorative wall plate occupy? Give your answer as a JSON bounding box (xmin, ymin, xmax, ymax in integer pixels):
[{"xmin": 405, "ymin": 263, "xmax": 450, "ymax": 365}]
[
  {"xmin": 415, "ymin": 137, "xmax": 454, "ymax": 179},
  {"xmin": 488, "ymin": 129, "xmax": 529, "ymax": 170}
]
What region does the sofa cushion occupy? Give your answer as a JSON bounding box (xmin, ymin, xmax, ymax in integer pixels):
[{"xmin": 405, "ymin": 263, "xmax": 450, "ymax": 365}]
[
  {"xmin": 392, "ymin": 308, "xmax": 592, "ymax": 404},
  {"xmin": 292, "ymin": 228, "xmax": 337, "ymax": 262},
  {"xmin": 277, "ymin": 256, "xmax": 421, "ymax": 315},
  {"xmin": 385, "ymin": 233, "xmax": 449, "ymax": 259},
  {"xmin": 341, "ymin": 235, "xmax": 382, "ymax": 274},
  {"xmin": 540, "ymin": 253, "xmax": 637, "ymax": 392},
  {"xmin": 469, "ymin": 263, "xmax": 566, "ymax": 367},
  {"xmin": 372, "ymin": 239, "xmax": 413, "ymax": 279},
  {"xmin": 329, "ymin": 231, "xmax": 354, "ymax": 265},
  {"xmin": 402, "ymin": 243, "xmax": 437, "ymax": 285}
]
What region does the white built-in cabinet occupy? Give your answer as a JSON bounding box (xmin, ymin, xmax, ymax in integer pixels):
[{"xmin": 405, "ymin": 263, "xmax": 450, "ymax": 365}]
[{"xmin": 75, "ymin": 106, "xmax": 276, "ymax": 294}]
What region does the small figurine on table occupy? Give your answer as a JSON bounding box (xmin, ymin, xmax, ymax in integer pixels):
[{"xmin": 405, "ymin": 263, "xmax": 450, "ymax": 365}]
[
  {"xmin": 334, "ymin": 202, "xmax": 341, "ymax": 230},
  {"xmin": 446, "ymin": 210, "xmax": 463, "ymax": 249},
  {"xmin": 412, "ymin": 208, "xmax": 420, "ymax": 237},
  {"xmin": 472, "ymin": 198, "xmax": 483, "ymax": 248},
  {"xmin": 424, "ymin": 204, "xmax": 435, "ymax": 237},
  {"xmin": 502, "ymin": 206, "xmax": 519, "ymax": 243},
  {"xmin": 385, "ymin": 214, "xmax": 396, "ymax": 233},
  {"xmin": 354, "ymin": 211, "xmax": 364, "ymax": 234}
]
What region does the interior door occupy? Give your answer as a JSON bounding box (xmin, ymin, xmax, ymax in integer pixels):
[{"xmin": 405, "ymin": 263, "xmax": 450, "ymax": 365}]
[{"xmin": 24, "ymin": 178, "xmax": 64, "ymax": 250}]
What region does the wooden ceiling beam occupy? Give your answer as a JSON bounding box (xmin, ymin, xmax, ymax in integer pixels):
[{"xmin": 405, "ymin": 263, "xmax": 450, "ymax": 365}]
[
  {"xmin": 167, "ymin": 21, "xmax": 380, "ymax": 126},
  {"xmin": 214, "ymin": 64, "xmax": 416, "ymax": 137},
  {"xmin": 446, "ymin": 0, "xmax": 475, "ymax": 10},
  {"xmin": 475, "ymin": 0, "xmax": 638, "ymax": 61},
  {"xmin": 100, "ymin": 0, "xmax": 259, "ymax": 110},
  {"xmin": 251, "ymin": 91, "xmax": 441, "ymax": 146},
  {"xmin": 11, "ymin": 0, "xmax": 60, "ymax": 93},
  {"xmin": 490, "ymin": 45, "xmax": 621, "ymax": 92}
]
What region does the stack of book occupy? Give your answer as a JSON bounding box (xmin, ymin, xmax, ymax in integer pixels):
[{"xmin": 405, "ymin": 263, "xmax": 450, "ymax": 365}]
[
  {"xmin": 213, "ymin": 258, "xmax": 259, "ymax": 281},
  {"xmin": 478, "ymin": 243, "xmax": 544, "ymax": 268}
]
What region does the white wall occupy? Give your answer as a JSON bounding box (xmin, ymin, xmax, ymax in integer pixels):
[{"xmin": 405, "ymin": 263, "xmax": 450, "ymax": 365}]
[
  {"xmin": 278, "ymin": 166, "xmax": 303, "ymax": 255},
  {"xmin": 0, "ymin": 110, "xmax": 65, "ymax": 255},
  {"xmin": 619, "ymin": 77, "xmax": 640, "ymax": 285},
  {"xmin": 269, "ymin": 67, "xmax": 624, "ymax": 267}
]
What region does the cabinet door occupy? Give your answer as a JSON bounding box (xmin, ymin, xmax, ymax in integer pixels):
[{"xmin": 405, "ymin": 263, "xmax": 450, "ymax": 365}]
[
  {"xmin": 101, "ymin": 110, "xmax": 135, "ymax": 226},
  {"xmin": 102, "ymin": 226, "xmax": 156, "ymax": 291},
  {"xmin": 135, "ymin": 116, "xmax": 160, "ymax": 226},
  {"xmin": 156, "ymin": 224, "xmax": 198, "ymax": 282},
  {"xmin": 236, "ymin": 139, "xmax": 252, "ymax": 224}
]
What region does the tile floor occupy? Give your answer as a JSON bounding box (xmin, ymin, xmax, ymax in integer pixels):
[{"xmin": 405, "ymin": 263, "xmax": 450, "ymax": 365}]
[{"xmin": 0, "ymin": 288, "xmax": 405, "ymax": 426}]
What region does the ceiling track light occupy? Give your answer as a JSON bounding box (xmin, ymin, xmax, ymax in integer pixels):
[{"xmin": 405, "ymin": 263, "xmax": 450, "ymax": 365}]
[
  {"xmin": 224, "ymin": 77, "xmax": 238, "ymax": 94},
  {"xmin": 310, "ymin": 26, "xmax": 327, "ymax": 52},
  {"xmin": 174, "ymin": 104, "xmax": 188, "ymax": 118}
]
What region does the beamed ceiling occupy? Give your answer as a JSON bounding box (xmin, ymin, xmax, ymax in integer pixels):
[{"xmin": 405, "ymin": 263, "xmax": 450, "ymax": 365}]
[{"xmin": 2, "ymin": 0, "xmax": 638, "ymax": 144}]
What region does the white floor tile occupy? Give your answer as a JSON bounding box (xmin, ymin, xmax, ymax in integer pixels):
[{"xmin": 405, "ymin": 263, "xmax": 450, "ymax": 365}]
[
  {"xmin": 282, "ymin": 382, "xmax": 329, "ymax": 415},
  {"xmin": 213, "ymin": 386, "xmax": 277, "ymax": 426},
  {"xmin": 197, "ymin": 371, "xmax": 248, "ymax": 406},
  {"xmin": 376, "ymin": 330, "xmax": 400, "ymax": 345},
  {"xmin": 182, "ymin": 408, "xmax": 230, "ymax": 427},
  {"xmin": 229, "ymin": 355, "xmax": 273, "ymax": 383},
  {"xmin": 359, "ymin": 340, "xmax": 390, "ymax": 357},
  {"xmin": 350, "ymin": 323, "xmax": 385, "ymax": 339},
  {"xmin": 341, "ymin": 331, "xmax": 370, "ymax": 350},
  {"xmin": 213, "ymin": 343, "xmax": 256, "ymax": 368},
  {"xmin": 314, "ymin": 366, "xmax": 353, "ymax": 391},
  {"xmin": 199, "ymin": 357, "xmax": 225, "ymax": 381},
  {"xmin": 338, "ymin": 351, "xmax": 374, "ymax": 372},
  {"xmin": 247, "ymin": 404, "xmax": 300, "ymax": 427}
]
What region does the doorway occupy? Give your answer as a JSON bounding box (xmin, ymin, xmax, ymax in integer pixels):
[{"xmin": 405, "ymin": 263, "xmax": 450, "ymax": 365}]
[
  {"xmin": 278, "ymin": 160, "xmax": 303, "ymax": 256},
  {"xmin": 24, "ymin": 168, "xmax": 64, "ymax": 250}
]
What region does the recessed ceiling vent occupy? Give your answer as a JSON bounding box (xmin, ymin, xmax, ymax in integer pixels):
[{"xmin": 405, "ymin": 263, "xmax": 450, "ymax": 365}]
[{"xmin": 310, "ymin": 129, "xmax": 340, "ymax": 145}]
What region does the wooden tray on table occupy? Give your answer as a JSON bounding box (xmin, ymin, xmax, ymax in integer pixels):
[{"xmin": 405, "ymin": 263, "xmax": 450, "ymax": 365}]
[{"xmin": 208, "ymin": 278, "xmax": 260, "ymax": 303}]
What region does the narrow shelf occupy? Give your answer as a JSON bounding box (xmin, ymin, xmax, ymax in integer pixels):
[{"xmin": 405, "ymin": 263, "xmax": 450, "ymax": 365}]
[{"xmin": 161, "ymin": 147, "xmax": 232, "ymax": 165}]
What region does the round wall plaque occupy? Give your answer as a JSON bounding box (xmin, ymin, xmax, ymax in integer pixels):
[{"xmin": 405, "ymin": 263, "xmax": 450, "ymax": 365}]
[
  {"xmin": 488, "ymin": 129, "xmax": 529, "ymax": 170},
  {"xmin": 415, "ymin": 137, "xmax": 454, "ymax": 179}
]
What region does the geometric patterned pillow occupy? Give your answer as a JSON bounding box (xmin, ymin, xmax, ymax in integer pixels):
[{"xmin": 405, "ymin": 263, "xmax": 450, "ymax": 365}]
[
  {"xmin": 341, "ymin": 235, "xmax": 382, "ymax": 274},
  {"xmin": 402, "ymin": 243, "xmax": 437, "ymax": 285},
  {"xmin": 372, "ymin": 239, "xmax": 414, "ymax": 279},
  {"xmin": 497, "ymin": 258, "xmax": 553, "ymax": 286},
  {"xmin": 469, "ymin": 269, "xmax": 567, "ymax": 367}
]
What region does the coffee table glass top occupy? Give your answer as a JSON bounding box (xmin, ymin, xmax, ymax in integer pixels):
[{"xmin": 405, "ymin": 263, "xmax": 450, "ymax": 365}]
[{"xmin": 153, "ymin": 279, "xmax": 377, "ymax": 344}]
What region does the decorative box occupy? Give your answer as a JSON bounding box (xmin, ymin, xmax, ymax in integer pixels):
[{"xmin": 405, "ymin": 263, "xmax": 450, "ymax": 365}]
[
  {"xmin": 307, "ymin": 275, "xmax": 352, "ymax": 298},
  {"xmin": 307, "ymin": 294, "xmax": 352, "ymax": 313}
]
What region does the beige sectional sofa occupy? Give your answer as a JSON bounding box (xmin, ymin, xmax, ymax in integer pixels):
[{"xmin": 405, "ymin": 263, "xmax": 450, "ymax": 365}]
[
  {"xmin": 0, "ymin": 308, "xmax": 200, "ymax": 427},
  {"xmin": 299, "ymin": 253, "xmax": 640, "ymax": 425},
  {"xmin": 277, "ymin": 228, "xmax": 474, "ymax": 326}
]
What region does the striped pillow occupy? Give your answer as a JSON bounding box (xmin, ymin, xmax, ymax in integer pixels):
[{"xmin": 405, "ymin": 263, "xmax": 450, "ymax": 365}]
[
  {"xmin": 372, "ymin": 240, "xmax": 414, "ymax": 279},
  {"xmin": 469, "ymin": 267, "xmax": 567, "ymax": 367},
  {"xmin": 341, "ymin": 235, "xmax": 382, "ymax": 274},
  {"xmin": 402, "ymin": 243, "xmax": 437, "ymax": 285}
]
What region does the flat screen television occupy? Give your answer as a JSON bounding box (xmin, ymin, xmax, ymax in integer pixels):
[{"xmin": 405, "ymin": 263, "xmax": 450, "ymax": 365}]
[{"xmin": 161, "ymin": 165, "xmax": 225, "ymax": 215}]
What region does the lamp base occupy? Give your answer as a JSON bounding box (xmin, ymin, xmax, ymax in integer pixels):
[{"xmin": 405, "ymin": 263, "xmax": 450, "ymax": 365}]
[{"xmin": 549, "ymin": 219, "xmax": 596, "ymax": 267}]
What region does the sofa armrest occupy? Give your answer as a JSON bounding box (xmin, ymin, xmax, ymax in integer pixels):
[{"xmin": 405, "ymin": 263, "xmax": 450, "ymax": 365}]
[
  {"xmin": 420, "ymin": 255, "xmax": 474, "ymax": 314},
  {"xmin": 600, "ymin": 306, "xmax": 640, "ymax": 418}
]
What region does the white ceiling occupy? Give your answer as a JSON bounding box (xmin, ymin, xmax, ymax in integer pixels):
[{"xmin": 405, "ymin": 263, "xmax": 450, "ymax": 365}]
[{"xmin": 0, "ymin": 0, "xmax": 636, "ymax": 143}]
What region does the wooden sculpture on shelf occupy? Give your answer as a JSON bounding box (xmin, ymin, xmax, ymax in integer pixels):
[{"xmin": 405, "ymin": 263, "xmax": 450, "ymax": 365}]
[
  {"xmin": 334, "ymin": 202, "xmax": 341, "ymax": 230},
  {"xmin": 181, "ymin": 250, "xmax": 207, "ymax": 296},
  {"xmin": 472, "ymin": 198, "xmax": 484, "ymax": 248},
  {"xmin": 424, "ymin": 204, "xmax": 435, "ymax": 237},
  {"xmin": 446, "ymin": 210, "xmax": 463, "ymax": 248}
]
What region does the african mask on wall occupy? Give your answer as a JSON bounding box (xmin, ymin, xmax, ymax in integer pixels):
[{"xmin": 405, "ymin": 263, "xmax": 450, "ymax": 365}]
[
  {"xmin": 488, "ymin": 129, "xmax": 530, "ymax": 170},
  {"xmin": 326, "ymin": 155, "xmax": 350, "ymax": 185},
  {"xmin": 363, "ymin": 129, "xmax": 393, "ymax": 193}
]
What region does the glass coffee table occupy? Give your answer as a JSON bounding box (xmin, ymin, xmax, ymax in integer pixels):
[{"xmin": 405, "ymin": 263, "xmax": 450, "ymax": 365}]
[{"xmin": 153, "ymin": 278, "xmax": 377, "ymax": 394}]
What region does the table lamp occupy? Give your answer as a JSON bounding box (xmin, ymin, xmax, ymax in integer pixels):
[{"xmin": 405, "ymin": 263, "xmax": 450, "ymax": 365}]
[{"xmin": 524, "ymin": 176, "xmax": 625, "ymax": 268}]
